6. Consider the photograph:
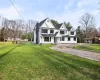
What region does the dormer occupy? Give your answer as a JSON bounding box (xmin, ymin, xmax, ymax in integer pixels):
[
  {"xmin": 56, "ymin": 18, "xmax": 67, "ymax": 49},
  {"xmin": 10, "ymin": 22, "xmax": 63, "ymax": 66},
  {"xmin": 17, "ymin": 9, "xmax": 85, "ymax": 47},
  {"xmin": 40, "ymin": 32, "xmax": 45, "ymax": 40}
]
[
  {"xmin": 69, "ymin": 27, "xmax": 76, "ymax": 36},
  {"xmin": 59, "ymin": 23, "xmax": 67, "ymax": 30}
]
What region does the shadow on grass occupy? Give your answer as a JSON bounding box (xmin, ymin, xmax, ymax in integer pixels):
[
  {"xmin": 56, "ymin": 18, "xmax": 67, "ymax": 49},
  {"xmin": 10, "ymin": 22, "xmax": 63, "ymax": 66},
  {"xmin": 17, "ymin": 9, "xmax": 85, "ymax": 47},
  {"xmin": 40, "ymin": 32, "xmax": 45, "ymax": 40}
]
[
  {"xmin": 0, "ymin": 44, "xmax": 24, "ymax": 59},
  {"xmin": 33, "ymin": 46, "xmax": 100, "ymax": 80}
]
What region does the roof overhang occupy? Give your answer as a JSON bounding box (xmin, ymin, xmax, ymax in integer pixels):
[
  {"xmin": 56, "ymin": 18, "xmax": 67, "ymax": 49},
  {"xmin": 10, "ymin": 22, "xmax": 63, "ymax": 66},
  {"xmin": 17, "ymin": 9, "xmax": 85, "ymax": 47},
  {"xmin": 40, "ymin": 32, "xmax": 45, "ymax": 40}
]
[{"xmin": 41, "ymin": 34, "xmax": 55, "ymax": 37}]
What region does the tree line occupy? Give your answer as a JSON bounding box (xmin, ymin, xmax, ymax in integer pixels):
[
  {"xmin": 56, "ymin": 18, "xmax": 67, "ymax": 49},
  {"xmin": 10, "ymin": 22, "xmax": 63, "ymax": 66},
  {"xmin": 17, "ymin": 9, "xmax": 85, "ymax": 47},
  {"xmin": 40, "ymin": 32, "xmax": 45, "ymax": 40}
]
[
  {"xmin": 0, "ymin": 16, "xmax": 35, "ymax": 42},
  {"xmin": 0, "ymin": 13, "xmax": 100, "ymax": 43}
]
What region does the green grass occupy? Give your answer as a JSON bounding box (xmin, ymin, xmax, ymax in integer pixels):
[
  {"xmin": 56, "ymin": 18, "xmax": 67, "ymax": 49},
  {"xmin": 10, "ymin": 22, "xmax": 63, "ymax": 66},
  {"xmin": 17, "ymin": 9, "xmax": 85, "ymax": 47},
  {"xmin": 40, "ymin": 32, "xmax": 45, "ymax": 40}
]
[
  {"xmin": 0, "ymin": 42, "xmax": 100, "ymax": 80},
  {"xmin": 74, "ymin": 44, "xmax": 100, "ymax": 53}
]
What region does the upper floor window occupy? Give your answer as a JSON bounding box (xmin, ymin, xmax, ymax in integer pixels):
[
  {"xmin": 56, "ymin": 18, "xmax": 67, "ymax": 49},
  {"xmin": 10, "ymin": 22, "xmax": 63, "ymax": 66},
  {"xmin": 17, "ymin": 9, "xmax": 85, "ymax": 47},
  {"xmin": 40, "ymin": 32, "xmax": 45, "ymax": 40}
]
[
  {"xmin": 60, "ymin": 31, "xmax": 64, "ymax": 34},
  {"xmin": 50, "ymin": 30, "xmax": 54, "ymax": 34},
  {"xmin": 70, "ymin": 32, "xmax": 74, "ymax": 35},
  {"xmin": 41, "ymin": 29, "xmax": 48, "ymax": 33}
]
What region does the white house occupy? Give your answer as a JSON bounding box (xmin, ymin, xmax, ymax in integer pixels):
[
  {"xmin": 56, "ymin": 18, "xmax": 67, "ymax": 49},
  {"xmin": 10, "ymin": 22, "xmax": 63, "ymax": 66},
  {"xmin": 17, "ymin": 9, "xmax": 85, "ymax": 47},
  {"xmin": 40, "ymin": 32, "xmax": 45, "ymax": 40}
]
[{"xmin": 34, "ymin": 18, "xmax": 77, "ymax": 44}]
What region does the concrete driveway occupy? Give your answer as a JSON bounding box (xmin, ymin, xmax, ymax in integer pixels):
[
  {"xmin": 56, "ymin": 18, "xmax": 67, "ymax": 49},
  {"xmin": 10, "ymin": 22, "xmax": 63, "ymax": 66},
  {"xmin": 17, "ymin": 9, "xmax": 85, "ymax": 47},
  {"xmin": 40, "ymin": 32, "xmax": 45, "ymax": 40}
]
[{"xmin": 51, "ymin": 44, "xmax": 100, "ymax": 61}]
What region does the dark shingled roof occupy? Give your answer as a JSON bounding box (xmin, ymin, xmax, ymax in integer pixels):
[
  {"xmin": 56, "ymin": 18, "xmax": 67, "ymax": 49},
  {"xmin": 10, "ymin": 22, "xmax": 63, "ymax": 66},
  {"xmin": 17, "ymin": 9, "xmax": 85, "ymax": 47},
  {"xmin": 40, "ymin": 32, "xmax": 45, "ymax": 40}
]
[
  {"xmin": 55, "ymin": 23, "xmax": 63, "ymax": 29},
  {"xmin": 55, "ymin": 32, "xmax": 58, "ymax": 36},
  {"xmin": 41, "ymin": 32, "xmax": 58, "ymax": 37},
  {"xmin": 66, "ymin": 27, "xmax": 72, "ymax": 31},
  {"xmin": 38, "ymin": 18, "xmax": 47, "ymax": 27},
  {"xmin": 35, "ymin": 18, "xmax": 47, "ymax": 29},
  {"xmin": 64, "ymin": 35, "xmax": 77, "ymax": 37},
  {"xmin": 35, "ymin": 18, "xmax": 73, "ymax": 31}
]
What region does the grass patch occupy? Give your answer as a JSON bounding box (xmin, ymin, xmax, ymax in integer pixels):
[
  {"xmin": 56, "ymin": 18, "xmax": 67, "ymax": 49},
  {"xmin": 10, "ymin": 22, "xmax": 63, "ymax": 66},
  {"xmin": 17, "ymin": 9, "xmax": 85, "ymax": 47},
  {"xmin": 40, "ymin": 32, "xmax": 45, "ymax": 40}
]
[
  {"xmin": 0, "ymin": 43, "xmax": 100, "ymax": 80},
  {"xmin": 74, "ymin": 44, "xmax": 100, "ymax": 53}
]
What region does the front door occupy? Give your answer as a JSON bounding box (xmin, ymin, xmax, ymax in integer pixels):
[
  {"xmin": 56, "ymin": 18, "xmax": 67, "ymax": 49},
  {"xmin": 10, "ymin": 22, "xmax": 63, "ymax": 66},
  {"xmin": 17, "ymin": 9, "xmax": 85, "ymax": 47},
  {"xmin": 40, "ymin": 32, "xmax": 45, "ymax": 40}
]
[{"xmin": 54, "ymin": 37, "xmax": 57, "ymax": 43}]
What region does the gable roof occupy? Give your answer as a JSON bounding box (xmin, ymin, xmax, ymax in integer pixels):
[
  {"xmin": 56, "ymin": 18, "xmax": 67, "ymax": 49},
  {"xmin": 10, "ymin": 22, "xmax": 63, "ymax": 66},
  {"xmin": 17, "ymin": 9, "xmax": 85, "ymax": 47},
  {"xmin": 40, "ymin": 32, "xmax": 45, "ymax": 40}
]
[
  {"xmin": 37, "ymin": 18, "xmax": 55, "ymax": 28},
  {"xmin": 38, "ymin": 18, "xmax": 47, "ymax": 27},
  {"xmin": 55, "ymin": 23, "xmax": 63, "ymax": 29},
  {"xmin": 35, "ymin": 18, "xmax": 74, "ymax": 31}
]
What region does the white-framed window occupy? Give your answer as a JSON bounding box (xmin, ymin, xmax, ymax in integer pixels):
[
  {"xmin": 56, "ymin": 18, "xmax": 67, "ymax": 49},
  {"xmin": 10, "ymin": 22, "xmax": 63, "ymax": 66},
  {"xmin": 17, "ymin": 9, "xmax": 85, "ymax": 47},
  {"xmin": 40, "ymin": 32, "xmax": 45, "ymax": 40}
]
[
  {"xmin": 70, "ymin": 32, "xmax": 74, "ymax": 35},
  {"xmin": 44, "ymin": 37, "xmax": 49, "ymax": 41},
  {"xmin": 60, "ymin": 31, "xmax": 64, "ymax": 34},
  {"xmin": 60, "ymin": 37, "xmax": 62, "ymax": 41},
  {"xmin": 44, "ymin": 37, "xmax": 51, "ymax": 42},
  {"xmin": 50, "ymin": 30, "xmax": 54, "ymax": 34},
  {"xmin": 41, "ymin": 29, "xmax": 48, "ymax": 33}
]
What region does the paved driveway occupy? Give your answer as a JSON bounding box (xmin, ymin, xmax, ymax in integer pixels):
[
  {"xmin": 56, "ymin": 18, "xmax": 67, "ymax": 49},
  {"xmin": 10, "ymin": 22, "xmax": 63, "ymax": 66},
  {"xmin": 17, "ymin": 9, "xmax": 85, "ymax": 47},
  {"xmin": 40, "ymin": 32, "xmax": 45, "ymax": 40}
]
[{"xmin": 51, "ymin": 44, "xmax": 100, "ymax": 61}]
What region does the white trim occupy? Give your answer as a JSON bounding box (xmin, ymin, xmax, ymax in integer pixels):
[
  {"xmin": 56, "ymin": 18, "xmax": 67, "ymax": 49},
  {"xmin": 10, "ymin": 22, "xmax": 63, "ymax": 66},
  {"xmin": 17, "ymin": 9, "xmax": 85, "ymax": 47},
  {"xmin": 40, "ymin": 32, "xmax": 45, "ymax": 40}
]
[{"xmin": 34, "ymin": 18, "xmax": 77, "ymax": 44}]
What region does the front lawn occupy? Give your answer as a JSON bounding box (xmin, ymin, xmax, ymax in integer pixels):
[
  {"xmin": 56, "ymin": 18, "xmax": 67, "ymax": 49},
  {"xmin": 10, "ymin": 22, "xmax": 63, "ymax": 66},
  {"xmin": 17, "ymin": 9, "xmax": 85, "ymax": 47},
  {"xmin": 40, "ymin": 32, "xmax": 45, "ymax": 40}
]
[
  {"xmin": 0, "ymin": 42, "xmax": 100, "ymax": 80},
  {"xmin": 74, "ymin": 44, "xmax": 100, "ymax": 53}
]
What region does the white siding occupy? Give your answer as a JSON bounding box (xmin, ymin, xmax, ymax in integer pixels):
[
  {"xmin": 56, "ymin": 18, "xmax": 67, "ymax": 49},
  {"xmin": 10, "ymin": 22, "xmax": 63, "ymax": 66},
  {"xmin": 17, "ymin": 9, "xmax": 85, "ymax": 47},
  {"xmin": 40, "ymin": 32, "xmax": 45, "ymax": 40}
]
[
  {"xmin": 56, "ymin": 37, "xmax": 77, "ymax": 43},
  {"xmin": 41, "ymin": 19, "xmax": 55, "ymax": 28},
  {"xmin": 60, "ymin": 24, "xmax": 66, "ymax": 30},
  {"xmin": 41, "ymin": 23, "xmax": 49, "ymax": 28},
  {"xmin": 34, "ymin": 29, "xmax": 36, "ymax": 43}
]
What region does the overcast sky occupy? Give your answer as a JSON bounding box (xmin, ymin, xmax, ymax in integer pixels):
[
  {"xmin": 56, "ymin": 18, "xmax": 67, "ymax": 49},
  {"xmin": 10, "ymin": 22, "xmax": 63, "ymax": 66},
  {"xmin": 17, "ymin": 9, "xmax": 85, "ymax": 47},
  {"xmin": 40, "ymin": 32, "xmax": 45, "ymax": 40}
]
[{"xmin": 0, "ymin": 0, "xmax": 100, "ymax": 28}]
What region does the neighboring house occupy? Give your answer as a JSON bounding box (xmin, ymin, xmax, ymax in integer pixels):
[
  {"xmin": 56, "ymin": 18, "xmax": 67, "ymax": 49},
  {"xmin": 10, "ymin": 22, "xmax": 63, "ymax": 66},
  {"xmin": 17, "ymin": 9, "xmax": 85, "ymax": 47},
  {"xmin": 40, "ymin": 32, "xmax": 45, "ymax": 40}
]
[
  {"xmin": 85, "ymin": 36, "xmax": 100, "ymax": 44},
  {"xmin": 6, "ymin": 37, "xmax": 21, "ymax": 41},
  {"xmin": 34, "ymin": 18, "xmax": 77, "ymax": 44}
]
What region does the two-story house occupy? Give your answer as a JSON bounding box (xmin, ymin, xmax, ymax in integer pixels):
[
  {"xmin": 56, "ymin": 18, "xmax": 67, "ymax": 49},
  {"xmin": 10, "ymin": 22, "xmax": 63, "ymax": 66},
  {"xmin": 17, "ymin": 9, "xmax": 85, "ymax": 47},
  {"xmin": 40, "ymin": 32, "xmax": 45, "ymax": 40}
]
[{"xmin": 34, "ymin": 18, "xmax": 77, "ymax": 44}]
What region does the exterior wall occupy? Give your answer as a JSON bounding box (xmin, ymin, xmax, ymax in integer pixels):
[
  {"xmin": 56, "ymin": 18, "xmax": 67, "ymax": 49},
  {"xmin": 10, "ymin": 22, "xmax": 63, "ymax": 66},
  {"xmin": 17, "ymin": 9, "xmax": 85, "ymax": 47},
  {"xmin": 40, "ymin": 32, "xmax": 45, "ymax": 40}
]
[
  {"xmin": 34, "ymin": 30, "xmax": 36, "ymax": 43},
  {"xmin": 38, "ymin": 28, "xmax": 41, "ymax": 44},
  {"xmin": 40, "ymin": 36, "xmax": 54, "ymax": 44},
  {"xmin": 56, "ymin": 37, "xmax": 77, "ymax": 43}
]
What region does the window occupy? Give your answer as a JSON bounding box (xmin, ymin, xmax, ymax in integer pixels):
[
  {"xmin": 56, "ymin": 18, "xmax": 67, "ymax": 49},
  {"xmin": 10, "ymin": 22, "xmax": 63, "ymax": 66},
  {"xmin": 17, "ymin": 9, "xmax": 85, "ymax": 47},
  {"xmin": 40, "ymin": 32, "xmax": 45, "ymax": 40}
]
[
  {"xmin": 74, "ymin": 37, "xmax": 76, "ymax": 41},
  {"xmin": 42, "ymin": 29, "xmax": 48, "ymax": 33},
  {"xmin": 70, "ymin": 32, "xmax": 74, "ymax": 35},
  {"xmin": 44, "ymin": 37, "xmax": 49, "ymax": 41},
  {"xmin": 50, "ymin": 30, "xmax": 54, "ymax": 33},
  {"xmin": 60, "ymin": 37, "xmax": 65, "ymax": 41},
  {"xmin": 68, "ymin": 37, "xmax": 70, "ymax": 41},
  {"xmin": 50, "ymin": 37, "xmax": 51, "ymax": 41},
  {"xmin": 60, "ymin": 31, "xmax": 64, "ymax": 34},
  {"xmin": 60, "ymin": 37, "xmax": 62, "ymax": 41}
]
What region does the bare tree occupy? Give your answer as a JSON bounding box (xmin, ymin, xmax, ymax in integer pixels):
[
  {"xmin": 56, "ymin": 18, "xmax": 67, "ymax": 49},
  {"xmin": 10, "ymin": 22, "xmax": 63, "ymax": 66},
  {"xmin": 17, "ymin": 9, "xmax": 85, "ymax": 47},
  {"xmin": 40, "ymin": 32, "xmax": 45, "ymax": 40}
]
[
  {"xmin": 6, "ymin": 20, "xmax": 23, "ymax": 41},
  {"xmin": 1, "ymin": 18, "xmax": 9, "ymax": 40},
  {"xmin": 79, "ymin": 13, "xmax": 95, "ymax": 38},
  {"xmin": 87, "ymin": 27, "xmax": 98, "ymax": 38},
  {"xmin": 27, "ymin": 20, "xmax": 35, "ymax": 42}
]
